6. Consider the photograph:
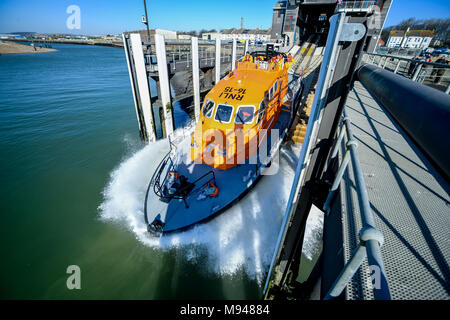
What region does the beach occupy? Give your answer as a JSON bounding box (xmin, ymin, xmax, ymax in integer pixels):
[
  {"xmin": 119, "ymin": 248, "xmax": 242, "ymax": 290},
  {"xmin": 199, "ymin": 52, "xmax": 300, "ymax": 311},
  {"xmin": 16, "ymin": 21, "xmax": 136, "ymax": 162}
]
[{"xmin": 0, "ymin": 40, "xmax": 57, "ymax": 54}]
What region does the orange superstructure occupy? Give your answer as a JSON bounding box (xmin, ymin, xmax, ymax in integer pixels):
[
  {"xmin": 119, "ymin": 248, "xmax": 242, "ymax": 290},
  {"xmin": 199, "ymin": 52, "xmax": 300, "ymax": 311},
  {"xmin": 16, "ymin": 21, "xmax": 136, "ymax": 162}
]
[{"xmin": 190, "ymin": 52, "xmax": 289, "ymax": 170}]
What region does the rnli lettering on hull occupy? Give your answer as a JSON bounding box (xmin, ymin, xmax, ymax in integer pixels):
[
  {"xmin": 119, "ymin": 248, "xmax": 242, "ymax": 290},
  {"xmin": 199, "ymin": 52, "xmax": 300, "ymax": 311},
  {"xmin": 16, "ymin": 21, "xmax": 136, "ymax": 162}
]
[
  {"xmin": 180, "ymin": 304, "xmax": 214, "ymax": 317},
  {"xmin": 219, "ymin": 86, "xmax": 247, "ymax": 101}
]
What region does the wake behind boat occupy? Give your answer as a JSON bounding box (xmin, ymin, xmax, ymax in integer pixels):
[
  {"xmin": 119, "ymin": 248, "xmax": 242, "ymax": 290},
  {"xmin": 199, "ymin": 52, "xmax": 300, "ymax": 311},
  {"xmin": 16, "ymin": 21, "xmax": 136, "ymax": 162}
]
[{"xmin": 144, "ymin": 46, "xmax": 304, "ymax": 236}]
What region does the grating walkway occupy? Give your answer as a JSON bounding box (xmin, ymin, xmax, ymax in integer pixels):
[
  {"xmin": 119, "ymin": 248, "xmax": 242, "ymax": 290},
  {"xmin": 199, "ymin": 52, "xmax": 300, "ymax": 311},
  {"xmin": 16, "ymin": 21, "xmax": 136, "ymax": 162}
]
[{"xmin": 338, "ymin": 81, "xmax": 450, "ymax": 299}]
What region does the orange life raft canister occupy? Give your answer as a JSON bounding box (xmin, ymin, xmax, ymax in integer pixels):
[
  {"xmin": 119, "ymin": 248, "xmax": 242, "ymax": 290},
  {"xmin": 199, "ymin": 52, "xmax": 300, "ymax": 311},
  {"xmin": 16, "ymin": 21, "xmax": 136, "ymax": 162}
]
[{"xmin": 206, "ymin": 181, "xmax": 219, "ymax": 197}]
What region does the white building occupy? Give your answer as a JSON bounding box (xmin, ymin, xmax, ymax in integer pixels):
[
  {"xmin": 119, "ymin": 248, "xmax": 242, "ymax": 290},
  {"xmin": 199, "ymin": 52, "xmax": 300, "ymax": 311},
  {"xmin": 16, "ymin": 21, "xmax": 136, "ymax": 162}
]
[
  {"xmin": 386, "ymin": 30, "xmax": 404, "ymax": 48},
  {"xmin": 177, "ymin": 34, "xmax": 192, "ymax": 40},
  {"xmin": 403, "ymin": 30, "xmax": 433, "ymax": 49},
  {"xmin": 154, "ymin": 29, "xmax": 177, "ymax": 40},
  {"xmin": 386, "ymin": 29, "xmax": 434, "ymax": 49},
  {"xmin": 202, "ymin": 29, "xmax": 270, "ymax": 42}
]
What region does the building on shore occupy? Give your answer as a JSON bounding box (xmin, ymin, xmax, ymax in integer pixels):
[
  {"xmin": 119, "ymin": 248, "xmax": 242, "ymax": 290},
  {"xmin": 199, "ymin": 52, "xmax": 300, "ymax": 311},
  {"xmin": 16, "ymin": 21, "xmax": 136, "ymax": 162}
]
[
  {"xmin": 177, "ymin": 34, "xmax": 193, "ymax": 40},
  {"xmin": 201, "ymin": 29, "xmax": 271, "ymax": 42},
  {"xmin": 123, "ymin": 28, "xmax": 177, "ymax": 42},
  {"xmin": 386, "ymin": 29, "xmax": 434, "ymax": 49}
]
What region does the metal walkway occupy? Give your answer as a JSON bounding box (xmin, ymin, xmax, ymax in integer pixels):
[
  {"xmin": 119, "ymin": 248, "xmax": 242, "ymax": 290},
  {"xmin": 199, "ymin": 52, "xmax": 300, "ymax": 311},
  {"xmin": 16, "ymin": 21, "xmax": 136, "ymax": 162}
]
[{"xmin": 338, "ymin": 81, "xmax": 450, "ymax": 299}]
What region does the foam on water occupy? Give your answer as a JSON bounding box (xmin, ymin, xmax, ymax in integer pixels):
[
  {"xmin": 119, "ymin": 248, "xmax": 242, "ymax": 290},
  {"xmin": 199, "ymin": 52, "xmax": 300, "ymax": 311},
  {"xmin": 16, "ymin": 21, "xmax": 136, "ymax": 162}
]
[
  {"xmin": 302, "ymin": 205, "xmax": 324, "ymax": 261},
  {"xmin": 99, "ymin": 126, "xmax": 322, "ymax": 283}
]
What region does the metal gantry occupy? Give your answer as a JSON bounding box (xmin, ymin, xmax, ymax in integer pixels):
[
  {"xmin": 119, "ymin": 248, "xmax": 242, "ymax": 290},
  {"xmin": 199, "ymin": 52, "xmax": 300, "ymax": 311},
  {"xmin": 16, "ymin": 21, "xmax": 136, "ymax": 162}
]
[
  {"xmin": 265, "ymin": 11, "xmax": 348, "ymax": 296},
  {"xmin": 264, "ymin": 4, "xmax": 393, "ymax": 300}
]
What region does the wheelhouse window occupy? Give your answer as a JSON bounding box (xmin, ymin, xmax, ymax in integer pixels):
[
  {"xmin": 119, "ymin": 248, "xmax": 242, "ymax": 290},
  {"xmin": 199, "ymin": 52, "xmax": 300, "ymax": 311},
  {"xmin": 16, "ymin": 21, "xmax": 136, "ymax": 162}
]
[
  {"xmin": 235, "ymin": 106, "xmax": 255, "ymax": 124},
  {"xmin": 274, "ymin": 80, "xmax": 278, "ymax": 94},
  {"xmin": 264, "ymin": 91, "xmax": 269, "ymax": 105},
  {"xmin": 257, "ymin": 99, "xmax": 267, "ymax": 123},
  {"xmin": 214, "ymin": 104, "xmax": 234, "ymax": 123},
  {"xmin": 202, "ymin": 99, "xmax": 215, "ymax": 118}
]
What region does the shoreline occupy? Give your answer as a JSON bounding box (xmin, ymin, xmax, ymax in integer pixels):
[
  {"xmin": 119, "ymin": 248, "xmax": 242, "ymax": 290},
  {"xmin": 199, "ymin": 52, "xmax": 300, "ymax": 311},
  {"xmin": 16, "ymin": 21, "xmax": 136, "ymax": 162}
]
[
  {"xmin": 8, "ymin": 38, "xmax": 123, "ymax": 48},
  {"xmin": 0, "ymin": 41, "xmax": 57, "ymax": 55}
]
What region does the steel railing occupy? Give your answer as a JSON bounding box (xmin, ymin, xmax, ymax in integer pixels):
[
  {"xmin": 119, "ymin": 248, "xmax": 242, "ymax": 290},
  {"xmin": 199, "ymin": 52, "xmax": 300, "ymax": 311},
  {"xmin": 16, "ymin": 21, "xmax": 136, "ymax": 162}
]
[
  {"xmin": 362, "ymin": 52, "xmax": 450, "ymax": 94},
  {"xmin": 323, "ymin": 108, "xmax": 391, "ymax": 300},
  {"xmin": 142, "ymin": 42, "xmax": 262, "ymax": 73}
]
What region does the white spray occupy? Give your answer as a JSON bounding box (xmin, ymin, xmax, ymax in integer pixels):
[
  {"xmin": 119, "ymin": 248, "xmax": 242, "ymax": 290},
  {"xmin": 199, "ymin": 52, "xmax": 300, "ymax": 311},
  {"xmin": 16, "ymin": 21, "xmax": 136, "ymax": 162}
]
[{"xmin": 98, "ymin": 125, "xmax": 323, "ymax": 284}]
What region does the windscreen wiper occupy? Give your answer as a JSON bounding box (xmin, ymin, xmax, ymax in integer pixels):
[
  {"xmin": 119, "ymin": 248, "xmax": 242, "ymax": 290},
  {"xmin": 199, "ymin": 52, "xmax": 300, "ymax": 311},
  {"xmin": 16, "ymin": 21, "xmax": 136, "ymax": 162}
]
[{"xmin": 236, "ymin": 112, "xmax": 245, "ymax": 124}]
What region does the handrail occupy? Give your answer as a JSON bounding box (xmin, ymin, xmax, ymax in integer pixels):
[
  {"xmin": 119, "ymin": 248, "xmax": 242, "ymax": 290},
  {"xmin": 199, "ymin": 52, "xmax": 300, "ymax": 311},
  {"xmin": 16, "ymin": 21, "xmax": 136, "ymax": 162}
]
[
  {"xmin": 323, "ymin": 109, "xmax": 391, "ymax": 300},
  {"xmin": 364, "ymin": 52, "xmax": 450, "ymax": 68},
  {"xmin": 150, "ymin": 147, "xmax": 217, "ymax": 208},
  {"xmin": 189, "ymin": 170, "xmax": 216, "ymax": 194},
  {"xmin": 362, "ymin": 52, "xmax": 450, "ymax": 94},
  {"xmin": 152, "ymin": 153, "xmax": 175, "ymax": 198}
]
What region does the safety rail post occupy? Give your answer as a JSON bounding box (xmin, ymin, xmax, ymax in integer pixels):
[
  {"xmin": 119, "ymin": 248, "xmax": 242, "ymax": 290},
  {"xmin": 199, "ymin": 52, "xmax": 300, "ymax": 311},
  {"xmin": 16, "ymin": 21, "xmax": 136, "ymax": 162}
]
[
  {"xmin": 323, "ymin": 109, "xmax": 391, "ymax": 300},
  {"xmin": 412, "ymin": 63, "xmax": 422, "ymax": 81},
  {"xmin": 215, "ymin": 39, "xmax": 221, "ymax": 84},
  {"xmin": 377, "ymin": 56, "xmax": 383, "ymax": 67},
  {"xmin": 394, "ymin": 59, "xmax": 401, "ymax": 74},
  {"xmin": 323, "ymin": 117, "xmax": 355, "ymax": 213}
]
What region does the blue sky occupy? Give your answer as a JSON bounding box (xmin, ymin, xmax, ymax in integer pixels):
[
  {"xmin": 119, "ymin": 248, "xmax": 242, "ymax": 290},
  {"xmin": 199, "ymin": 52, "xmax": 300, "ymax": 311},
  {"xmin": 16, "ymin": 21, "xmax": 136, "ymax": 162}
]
[{"xmin": 0, "ymin": 0, "xmax": 448, "ymax": 35}]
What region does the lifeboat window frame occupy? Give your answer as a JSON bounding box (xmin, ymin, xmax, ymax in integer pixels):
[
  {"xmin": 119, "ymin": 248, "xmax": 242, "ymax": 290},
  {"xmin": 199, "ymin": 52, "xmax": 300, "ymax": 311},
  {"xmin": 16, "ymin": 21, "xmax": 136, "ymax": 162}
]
[
  {"xmin": 202, "ymin": 98, "xmax": 216, "ymax": 118},
  {"xmin": 269, "ymin": 80, "xmax": 278, "ymax": 101},
  {"xmin": 257, "ymin": 97, "xmax": 268, "ymax": 123},
  {"xmin": 235, "ymin": 105, "xmax": 256, "ymax": 125},
  {"xmin": 214, "ymin": 103, "xmax": 234, "ymax": 124}
]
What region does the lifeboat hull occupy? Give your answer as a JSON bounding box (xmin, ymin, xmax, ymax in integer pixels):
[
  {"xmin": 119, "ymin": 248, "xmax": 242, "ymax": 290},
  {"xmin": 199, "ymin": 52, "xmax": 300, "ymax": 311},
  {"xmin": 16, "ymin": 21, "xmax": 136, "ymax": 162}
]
[{"xmin": 144, "ymin": 79, "xmax": 303, "ymax": 235}]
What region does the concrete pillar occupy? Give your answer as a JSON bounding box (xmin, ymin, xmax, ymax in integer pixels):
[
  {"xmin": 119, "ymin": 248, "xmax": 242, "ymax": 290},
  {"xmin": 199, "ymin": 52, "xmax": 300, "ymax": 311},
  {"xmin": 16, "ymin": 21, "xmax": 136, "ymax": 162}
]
[
  {"xmin": 129, "ymin": 33, "xmax": 155, "ymax": 142},
  {"xmin": 232, "ymin": 39, "xmax": 237, "ymax": 70},
  {"xmin": 191, "ymin": 37, "xmax": 201, "ymax": 121},
  {"xmin": 215, "ymin": 38, "xmax": 221, "ymax": 84},
  {"xmin": 155, "ymin": 33, "xmax": 174, "ymax": 136},
  {"xmin": 122, "ymin": 35, "xmax": 143, "ymax": 139}
]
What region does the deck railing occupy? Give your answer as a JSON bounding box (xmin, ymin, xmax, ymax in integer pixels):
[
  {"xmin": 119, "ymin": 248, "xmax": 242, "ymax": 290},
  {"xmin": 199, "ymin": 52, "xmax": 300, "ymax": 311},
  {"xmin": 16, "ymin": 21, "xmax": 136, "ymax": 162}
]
[
  {"xmin": 322, "ymin": 108, "xmax": 391, "ymax": 299},
  {"xmin": 362, "ymin": 52, "xmax": 450, "ymax": 94}
]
